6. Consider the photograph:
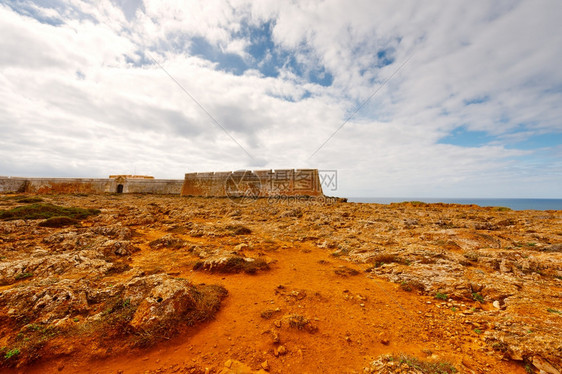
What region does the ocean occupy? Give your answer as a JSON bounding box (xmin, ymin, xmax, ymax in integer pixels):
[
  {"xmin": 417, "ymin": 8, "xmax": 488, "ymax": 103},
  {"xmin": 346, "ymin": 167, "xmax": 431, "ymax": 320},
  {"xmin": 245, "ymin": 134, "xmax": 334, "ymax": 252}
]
[{"xmin": 345, "ymin": 197, "xmax": 562, "ymax": 211}]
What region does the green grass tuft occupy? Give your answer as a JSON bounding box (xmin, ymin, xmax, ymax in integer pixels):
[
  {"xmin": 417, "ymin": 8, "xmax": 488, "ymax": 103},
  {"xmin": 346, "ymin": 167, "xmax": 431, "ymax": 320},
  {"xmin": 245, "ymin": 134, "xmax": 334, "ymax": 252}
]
[
  {"xmin": 472, "ymin": 292, "xmax": 484, "ymax": 303},
  {"xmin": 14, "ymin": 272, "xmax": 33, "ymax": 280},
  {"xmin": 4, "ymin": 348, "xmax": 20, "ymax": 359},
  {"xmin": 0, "ymin": 203, "xmax": 100, "ymax": 221},
  {"xmin": 493, "ymin": 206, "xmax": 512, "ymax": 211}
]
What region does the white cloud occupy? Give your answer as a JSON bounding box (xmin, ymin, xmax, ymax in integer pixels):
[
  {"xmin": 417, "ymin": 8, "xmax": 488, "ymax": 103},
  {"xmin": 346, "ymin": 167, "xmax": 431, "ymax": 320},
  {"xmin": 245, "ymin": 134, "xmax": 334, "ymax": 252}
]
[{"xmin": 0, "ymin": 1, "xmax": 561, "ymax": 197}]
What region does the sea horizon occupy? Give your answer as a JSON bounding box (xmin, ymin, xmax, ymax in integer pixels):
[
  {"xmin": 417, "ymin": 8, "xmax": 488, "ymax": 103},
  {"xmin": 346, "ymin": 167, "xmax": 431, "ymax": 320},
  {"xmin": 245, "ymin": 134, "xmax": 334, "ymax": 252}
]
[{"xmin": 345, "ymin": 197, "xmax": 562, "ymax": 211}]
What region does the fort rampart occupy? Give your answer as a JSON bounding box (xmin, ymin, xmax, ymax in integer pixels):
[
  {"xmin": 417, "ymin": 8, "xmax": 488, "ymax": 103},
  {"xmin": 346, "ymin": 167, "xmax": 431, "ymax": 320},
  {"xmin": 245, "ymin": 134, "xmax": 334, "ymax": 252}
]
[
  {"xmin": 1, "ymin": 169, "xmax": 324, "ymax": 197},
  {"xmin": 0, "ymin": 176, "xmax": 183, "ymax": 195},
  {"xmin": 181, "ymin": 169, "xmax": 324, "ymax": 197}
]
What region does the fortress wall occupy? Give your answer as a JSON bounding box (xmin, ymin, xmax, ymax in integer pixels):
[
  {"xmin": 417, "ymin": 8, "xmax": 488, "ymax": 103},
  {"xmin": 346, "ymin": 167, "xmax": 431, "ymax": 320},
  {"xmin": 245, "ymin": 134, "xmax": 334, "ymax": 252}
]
[
  {"xmin": 181, "ymin": 173, "xmax": 226, "ymax": 196},
  {"xmin": 33, "ymin": 178, "xmax": 114, "ymax": 194},
  {"xmin": 0, "ymin": 177, "xmax": 28, "ymax": 193},
  {"xmin": 0, "ymin": 177, "xmax": 111, "ymax": 194},
  {"xmin": 122, "ymin": 179, "xmax": 183, "ymax": 194},
  {"xmin": 1, "ymin": 169, "xmax": 321, "ymax": 196},
  {"xmin": 0, "ymin": 177, "xmax": 182, "ymax": 195},
  {"xmin": 181, "ymin": 169, "xmax": 324, "ymax": 197}
]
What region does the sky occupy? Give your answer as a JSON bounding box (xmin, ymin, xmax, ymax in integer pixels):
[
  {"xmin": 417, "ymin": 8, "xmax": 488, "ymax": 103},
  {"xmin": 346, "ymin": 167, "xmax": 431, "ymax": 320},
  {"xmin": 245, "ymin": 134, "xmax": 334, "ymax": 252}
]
[{"xmin": 1, "ymin": 0, "xmax": 561, "ymax": 198}]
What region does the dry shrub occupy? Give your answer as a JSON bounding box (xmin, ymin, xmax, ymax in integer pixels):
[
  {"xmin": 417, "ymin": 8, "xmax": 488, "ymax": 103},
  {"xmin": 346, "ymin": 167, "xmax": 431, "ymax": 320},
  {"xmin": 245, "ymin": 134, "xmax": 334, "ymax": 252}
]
[
  {"xmin": 281, "ymin": 314, "xmax": 318, "ymax": 333},
  {"xmin": 13, "ymin": 197, "xmax": 44, "ymax": 204},
  {"xmin": 280, "ymin": 208, "xmax": 303, "ymax": 218},
  {"xmin": 463, "ymin": 251, "xmax": 480, "ymax": 262},
  {"xmin": 0, "ymin": 203, "xmax": 99, "ymax": 221},
  {"xmin": 149, "ymin": 235, "xmax": 186, "ymax": 250},
  {"xmin": 369, "ymin": 253, "xmax": 401, "ymax": 267},
  {"xmin": 376, "ymin": 354, "xmax": 457, "ymax": 374},
  {"xmin": 224, "ymin": 224, "xmax": 252, "ymax": 235},
  {"xmin": 285, "ymin": 314, "xmax": 309, "ymax": 329},
  {"xmin": 399, "ymin": 280, "xmax": 426, "ymax": 293},
  {"xmin": 334, "ymin": 266, "xmax": 360, "ymax": 277},
  {"xmin": 38, "ymin": 216, "xmax": 78, "ymax": 228},
  {"xmin": 260, "ymin": 308, "xmax": 281, "ymax": 320},
  {"xmin": 188, "ymin": 284, "xmax": 229, "ymax": 325},
  {"xmin": 120, "ymin": 284, "xmax": 227, "ymax": 348},
  {"xmin": 1, "ymin": 324, "xmax": 59, "ymax": 367},
  {"xmin": 544, "ymin": 244, "xmax": 562, "ymax": 252},
  {"xmin": 105, "ymin": 262, "xmax": 132, "ymax": 275}
]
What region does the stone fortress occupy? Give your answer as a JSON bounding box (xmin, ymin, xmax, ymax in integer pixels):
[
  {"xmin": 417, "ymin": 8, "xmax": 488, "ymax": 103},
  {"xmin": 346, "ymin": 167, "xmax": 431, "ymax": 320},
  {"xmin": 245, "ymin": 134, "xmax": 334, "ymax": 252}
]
[
  {"xmin": 0, "ymin": 169, "xmax": 324, "ymax": 198},
  {"xmin": 181, "ymin": 169, "xmax": 323, "ymax": 197}
]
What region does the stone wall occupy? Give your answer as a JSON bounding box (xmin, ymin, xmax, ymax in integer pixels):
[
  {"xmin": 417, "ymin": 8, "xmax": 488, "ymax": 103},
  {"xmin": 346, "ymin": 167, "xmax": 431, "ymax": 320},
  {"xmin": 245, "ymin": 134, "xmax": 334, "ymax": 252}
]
[
  {"xmin": 0, "ymin": 177, "xmax": 183, "ymax": 195},
  {"xmin": 119, "ymin": 178, "xmax": 184, "ymax": 194},
  {"xmin": 0, "ymin": 169, "xmax": 323, "ymax": 197},
  {"xmin": 181, "ymin": 169, "xmax": 324, "ymax": 197}
]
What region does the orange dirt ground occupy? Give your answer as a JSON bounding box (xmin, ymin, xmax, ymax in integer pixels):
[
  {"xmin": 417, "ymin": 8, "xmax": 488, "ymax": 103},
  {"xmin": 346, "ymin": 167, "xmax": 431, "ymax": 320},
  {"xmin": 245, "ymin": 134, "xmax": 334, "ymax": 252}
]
[
  {"xmin": 1, "ymin": 194, "xmax": 560, "ymax": 373},
  {"xmin": 21, "ymin": 241, "xmax": 520, "ymax": 374}
]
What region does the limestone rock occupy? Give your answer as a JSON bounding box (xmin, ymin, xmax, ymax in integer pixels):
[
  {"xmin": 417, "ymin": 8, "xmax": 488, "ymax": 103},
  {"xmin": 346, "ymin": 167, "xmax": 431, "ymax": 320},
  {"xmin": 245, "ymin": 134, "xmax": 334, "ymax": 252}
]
[
  {"xmin": 148, "ymin": 234, "xmax": 186, "ymax": 250},
  {"xmin": 218, "ymin": 359, "xmax": 268, "ymax": 374},
  {"xmin": 129, "ymin": 275, "xmax": 197, "ymax": 331},
  {"xmin": 0, "ymin": 279, "xmax": 90, "ymax": 323},
  {"xmin": 532, "ymin": 356, "xmax": 561, "ymax": 374}
]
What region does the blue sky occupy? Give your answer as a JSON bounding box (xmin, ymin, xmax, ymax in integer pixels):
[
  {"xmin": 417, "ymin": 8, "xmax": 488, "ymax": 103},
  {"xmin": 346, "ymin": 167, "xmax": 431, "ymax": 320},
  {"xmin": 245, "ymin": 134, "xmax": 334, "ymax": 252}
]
[{"xmin": 0, "ymin": 1, "xmax": 561, "ymax": 197}]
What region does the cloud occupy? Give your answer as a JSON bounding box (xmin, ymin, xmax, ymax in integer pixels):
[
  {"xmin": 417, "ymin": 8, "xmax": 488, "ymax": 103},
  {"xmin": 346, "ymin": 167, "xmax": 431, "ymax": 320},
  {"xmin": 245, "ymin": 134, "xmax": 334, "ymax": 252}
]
[{"xmin": 0, "ymin": 1, "xmax": 561, "ymax": 197}]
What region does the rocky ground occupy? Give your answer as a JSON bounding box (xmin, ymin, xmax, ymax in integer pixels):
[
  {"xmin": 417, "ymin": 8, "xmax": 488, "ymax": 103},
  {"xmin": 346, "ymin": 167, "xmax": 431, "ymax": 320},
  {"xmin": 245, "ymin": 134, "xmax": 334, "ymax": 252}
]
[{"xmin": 0, "ymin": 194, "xmax": 560, "ymax": 373}]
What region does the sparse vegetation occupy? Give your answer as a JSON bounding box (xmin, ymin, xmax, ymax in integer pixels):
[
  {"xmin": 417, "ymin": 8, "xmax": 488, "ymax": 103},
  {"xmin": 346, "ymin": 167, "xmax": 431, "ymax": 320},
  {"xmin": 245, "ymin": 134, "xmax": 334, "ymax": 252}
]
[
  {"xmin": 472, "ymin": 292, "xmax": 484, "ymax": 303},
  {"xmin": 285, "ymin": 314, "xmax": 310, "ymax": 330},
  {"xmin": 546, "ymin": 308, "xmax": 561, "ymax": 314},
  {"xmin": 149, "ymin": 235, "xmax": 186, "ymax": 250},
  {"xmin": 0, "ymin": 203, "xmax": 99, "ymax": 221},
  {"xmin": 3, "ymin": 324, "xmax": 59, "ymax": 366},
  {"xmin": 377, "ymin": 354, "xmax": 457, "ymax": 374},
  {"xmin": 224, "ymin": 224, "xmax": 252, "ymax": 235},
  {"xmin": 334, "ymin": 266, "xmax": 359, "ymax": 276},
  {"xmin": 491, "ymin": 341, "xmax": 508, "ymax": 352},
  {"xmin": 38, "ymin": 216, "xmax": 79, "ymax": 228},
  {"xmin": 94, "ymin": 284, "xmax": 227, "ymax": 350},
  {"xmin": 435, "ymin": 292, "xmax": 448, "ymax": 300},
  {"xmin": 4, "ymin": 348, "xmax": 20, "ymax": 359},
  {"xmin": 406, "ymin": 201, "xmax": 427, "ymax": 206},
  {"xmin": 368, "ymin": 253, "xmax": 402, "ymax": 268},
  {"xmin": 331, "ymin": 247, "xmax": 351, "ymax": 257},
  {"xmin": 15, "ymin": 272, "xmax": 33, "ymax": 280},
  {"xmin": 493, "ymin": 206, "xmax": 512, "ymax": 212},
  {"xmin": 1, "ymin": 195, "xmax": 43, "ymax": 204},
  {"xmin": 13, "ymin": 196, "xmax": 44, "ymax": 203},
  {"xmin": 400, "ymin": 280, "xmax": 426, "ymax": 293},
  {"xmin": 188, "ymin": 284, "xmax": 229, "ymax": 327},
  {"xmin": 463, "ymin": 251, "xmax": 480, "ymax": 262},
  {"xmin": 260, "ymin": 308, "xmax": 281, "ymax": 320}
]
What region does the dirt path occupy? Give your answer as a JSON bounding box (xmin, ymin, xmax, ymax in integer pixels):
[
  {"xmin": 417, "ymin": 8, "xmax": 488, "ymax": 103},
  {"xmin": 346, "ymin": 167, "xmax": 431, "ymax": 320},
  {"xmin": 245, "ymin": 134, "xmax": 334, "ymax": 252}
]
[{"xmin": 21, "ymin": 237, "xmax": 522, "ymax": 373}]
